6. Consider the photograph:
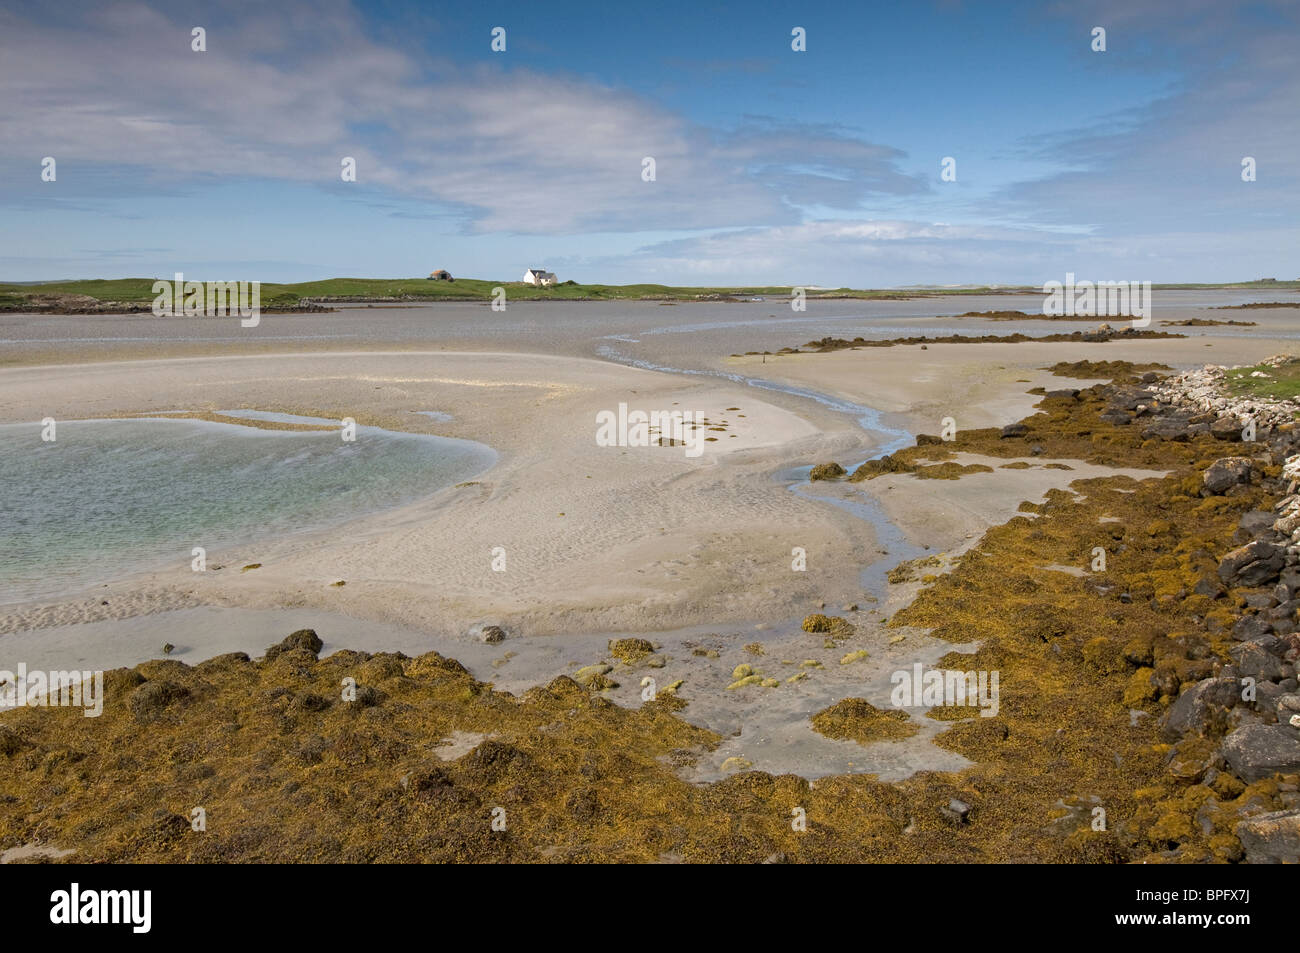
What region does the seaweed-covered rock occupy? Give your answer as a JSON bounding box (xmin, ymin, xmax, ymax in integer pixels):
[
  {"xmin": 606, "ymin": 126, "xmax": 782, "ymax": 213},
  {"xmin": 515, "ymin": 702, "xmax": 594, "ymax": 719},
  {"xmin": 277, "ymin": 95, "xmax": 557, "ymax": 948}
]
[
  {"xmin": 406, "ymin": 652, "xmax": 470, "ymax": 680},
  {"xmin": 809, "ymin": 462, "xmax": 846, "ymax": 481},
  {"xmin": 292, "ymin": 692, "xmax": 332, "ymax": 713},
  {"xmin": 461, "ymin": 739, "xmax": 531, "ymax": 784},
  {"xmin": 850, "ymin": 454, "xmax": 916, "ymax": 480},
  {"xmin": 129, "ymin": 680, "xmax": 191, "ymax": 722},
  {"xmin": 143, "ymin": 810, "xmax": 192, "ymax": 846},
  {"xmin": 574, "ymin": 664, "xmax": 617, "ymax": 691},
  {"xmin": 266, "ymin": 628, "xmax": 324, "ymax": 661},
  {"xmin": 608, "ymin": 638, "xmax": 654, "ymax": 663},
  {"xmin": 810, "ymin": 698, "xmax": 917, "ymax": 744},
  {"xmin": 1160, "ymin": 677, "xmax": 1240, "ymax": 740},
  {"xmin": 0, "ymin": 725, "xmax": 29, "ymax": 757},
  {"xmin": 480, "ymin": 625, "xmax": 506, "ymax": 644},
  {"xmin": 348, "ymin": 685, "xmax": 383, "ymax": 708},
  {"xmin": 566, "ymin": 787, "xmax": 600, "ymax": 821}
]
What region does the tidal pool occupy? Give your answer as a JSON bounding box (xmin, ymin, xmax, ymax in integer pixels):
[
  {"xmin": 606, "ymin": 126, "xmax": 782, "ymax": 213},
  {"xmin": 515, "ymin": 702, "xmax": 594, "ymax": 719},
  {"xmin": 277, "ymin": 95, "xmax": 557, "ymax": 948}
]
[{"xmin": 0, "ymin": 416, "xmax": 495, "ymax": 604}]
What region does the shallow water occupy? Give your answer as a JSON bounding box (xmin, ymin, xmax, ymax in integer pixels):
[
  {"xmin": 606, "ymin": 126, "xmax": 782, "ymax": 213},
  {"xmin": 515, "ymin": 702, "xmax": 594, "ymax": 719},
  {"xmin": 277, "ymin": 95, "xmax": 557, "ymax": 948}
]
[
  {"xmin": 2, "ymin": 290, "xmax": 1291, "ymax": 366},
  {"xmin": 0, "ymin": 416, "xmax": 495, "ymax": 604}
]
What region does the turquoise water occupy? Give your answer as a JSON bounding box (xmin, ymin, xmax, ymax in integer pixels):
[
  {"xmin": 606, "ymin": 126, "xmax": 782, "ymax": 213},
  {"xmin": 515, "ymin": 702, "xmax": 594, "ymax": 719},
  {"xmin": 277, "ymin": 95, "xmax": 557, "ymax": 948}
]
[{"xmin": 0, "ymin": 416, "xmax": 495, "ymax": 604}]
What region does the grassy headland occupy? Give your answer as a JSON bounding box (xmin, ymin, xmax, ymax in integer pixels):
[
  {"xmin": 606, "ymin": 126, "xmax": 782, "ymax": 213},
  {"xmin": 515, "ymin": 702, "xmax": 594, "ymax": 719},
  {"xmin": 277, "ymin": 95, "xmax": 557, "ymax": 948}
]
[
  {"xmin": 4, "ymin": 277, "xmax": 1297, "ymax": 313},
  {"xmin": 0, "ymin": 277, "xmax": 995, "ymax": 312}
]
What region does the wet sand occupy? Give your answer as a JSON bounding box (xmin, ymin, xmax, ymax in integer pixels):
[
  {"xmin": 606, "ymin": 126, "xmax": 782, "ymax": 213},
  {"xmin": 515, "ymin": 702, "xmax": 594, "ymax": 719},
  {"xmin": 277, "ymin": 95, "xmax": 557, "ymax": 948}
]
[{"xmin": 1, "ymin": 293, "xmax": 1295, "ymax": 779}]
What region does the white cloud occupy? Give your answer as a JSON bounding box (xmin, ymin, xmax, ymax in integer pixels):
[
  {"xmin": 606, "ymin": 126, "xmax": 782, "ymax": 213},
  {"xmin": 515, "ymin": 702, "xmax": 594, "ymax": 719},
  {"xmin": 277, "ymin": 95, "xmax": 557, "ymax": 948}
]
[{"xmin": 0, "ymin": 1, "xmax": 922, "ymax": 233}]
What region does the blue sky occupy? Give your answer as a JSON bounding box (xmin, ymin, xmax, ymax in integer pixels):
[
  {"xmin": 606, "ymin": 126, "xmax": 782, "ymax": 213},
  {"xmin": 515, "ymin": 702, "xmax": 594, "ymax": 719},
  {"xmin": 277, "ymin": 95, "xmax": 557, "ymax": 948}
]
[{"xmin": 1, "ymin": 0, "xmax": 1296, "ymax": 285}]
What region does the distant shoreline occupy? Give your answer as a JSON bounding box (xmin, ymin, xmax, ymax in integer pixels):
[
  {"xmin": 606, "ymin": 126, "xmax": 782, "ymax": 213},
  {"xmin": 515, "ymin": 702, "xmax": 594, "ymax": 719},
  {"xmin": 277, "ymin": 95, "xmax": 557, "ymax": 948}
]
[{"xmin": 3, "ymin": 276, "xmax": 1296, "ymax": 316}]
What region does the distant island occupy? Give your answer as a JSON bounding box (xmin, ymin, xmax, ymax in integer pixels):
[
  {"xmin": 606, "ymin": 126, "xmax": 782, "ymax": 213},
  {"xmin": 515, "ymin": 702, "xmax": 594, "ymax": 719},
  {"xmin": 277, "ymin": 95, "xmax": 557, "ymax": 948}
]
[{"xmin": 1, "ymin": 276, "xmax": 1297, "ymax": 314}]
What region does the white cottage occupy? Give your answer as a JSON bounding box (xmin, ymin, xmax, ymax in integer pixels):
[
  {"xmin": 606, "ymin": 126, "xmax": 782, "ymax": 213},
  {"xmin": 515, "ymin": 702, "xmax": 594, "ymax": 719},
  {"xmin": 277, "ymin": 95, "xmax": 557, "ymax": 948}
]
[{"xmin": 523, "ymin": 268, "xmax": 557, "ymax": 286}]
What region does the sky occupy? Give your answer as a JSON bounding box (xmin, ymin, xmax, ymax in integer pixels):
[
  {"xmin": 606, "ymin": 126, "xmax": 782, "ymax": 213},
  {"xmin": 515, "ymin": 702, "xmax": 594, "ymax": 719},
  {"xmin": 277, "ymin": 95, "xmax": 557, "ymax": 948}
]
[{"xmin": 1, "ymin": 0, "xmax": 1297, "ymax": 286}]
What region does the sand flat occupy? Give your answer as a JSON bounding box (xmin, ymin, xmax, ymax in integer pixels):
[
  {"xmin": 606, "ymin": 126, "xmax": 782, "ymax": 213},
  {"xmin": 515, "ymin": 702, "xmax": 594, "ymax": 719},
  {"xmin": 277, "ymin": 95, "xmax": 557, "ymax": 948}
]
[{"xmin": 0, "ymin": 350, "xmax": 875, "ymax": 636}]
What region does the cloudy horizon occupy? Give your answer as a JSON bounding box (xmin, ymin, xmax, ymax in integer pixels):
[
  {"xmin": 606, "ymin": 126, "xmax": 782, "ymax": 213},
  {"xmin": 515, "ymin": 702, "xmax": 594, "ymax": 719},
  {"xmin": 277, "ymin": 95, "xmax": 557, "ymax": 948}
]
[{"xmin": 2, "ymin": 0, "xmax": 1297, "ymax": 286}]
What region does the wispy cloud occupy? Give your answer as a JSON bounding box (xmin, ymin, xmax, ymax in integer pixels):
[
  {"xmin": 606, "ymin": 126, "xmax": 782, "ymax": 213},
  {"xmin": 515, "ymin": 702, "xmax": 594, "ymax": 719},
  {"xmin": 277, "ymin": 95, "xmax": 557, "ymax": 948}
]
[
  {"xmin": 0, "ymin": 1, "xmax": 921, "ymax": 234},
  {"xmin": 1, "ymin": 0, "xmax": 1297, "ymax": 283}
]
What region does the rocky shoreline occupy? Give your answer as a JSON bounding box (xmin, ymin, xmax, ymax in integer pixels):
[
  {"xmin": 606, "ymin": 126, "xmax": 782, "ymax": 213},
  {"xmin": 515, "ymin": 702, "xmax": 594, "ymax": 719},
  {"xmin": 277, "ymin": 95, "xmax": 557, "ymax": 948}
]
[
  {"xmin": 794, "ymin": 325, "xmax": 1182, "ymax": 353},
  {"xmin": 1107, "ymin": 355, "xmax": 1300, "ymax": 861},
  {"xmin": 1, "ymin": 295, "xmax": 332, "ymax": 315},
  {"xmin": 4, "ymin": 359, "xmax": 1300, "ymax": 862}
]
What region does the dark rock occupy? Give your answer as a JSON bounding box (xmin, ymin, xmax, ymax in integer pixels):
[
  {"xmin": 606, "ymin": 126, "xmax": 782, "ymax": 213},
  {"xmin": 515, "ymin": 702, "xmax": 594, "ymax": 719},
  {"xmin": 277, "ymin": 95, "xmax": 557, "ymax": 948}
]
[
  {"xmin": 1230, "ymin": 641, "xmax": 1286, "ymax": 682},
  {"xmin": 1204, "ymin": 457, "xmax": 1254, "ymax": 495},
  {"xmin": 1193, "ymin": 573, "xmax": 1225, "ymax": 599},
  {"xmin": 915, "ymin": 434, "xmax": 944, "ymax": 446},
  {"xmin": 1160, "ymin": 677, "xmax": 1240, "ymax": 740},
  {"xmin": 480, "ymin": 625, "xmax": 507, "ymax": 644},
  {"xmin": 1232, "ymin": 614, "xmax": 1274, "ymax": 642},
  {"xmin": 1238, "ymin": 510, "xmax": 1276, "ymax": 538},
  {"xmin": 1255, "ymin": 681, "xmax": 1286, "ymax": 718},
  {"xmin": 1100, "ymin": 412, "xmax": 1131, "ymax": 426},
  {"xmin": 1236, "ymin": 809, "xmax": 1300, "ymax": 863},
  {"xmin": 1266, "ymin": 598, "xmax": 1300, "ymax": 621},
  {"xmin": 1142, "ymin": 419, "xmax": 1191, "ymax": 442},
  {"xmin": 940, "ymin": 798, "xmax": 971, "ymax": 824},
  {"xmin": 1211, "ymin": 417, "xmax": 1244, "ymax": 441},
  {"xmin": 1219, "ymin": 541, "xmax": 1285, "ymax": 588},
  {"xmin": 1000, "ymin": 423, "xmax": 1028, "ymax": 439},
  {"xmin": 1221, "ymin": 724, "xmax": 1300, "ymax": 781},
  {"xmin": 1281, "ymin": 568, "xmax": 1300, "ymax": 594},
  {"xmin": 1045, "ymin": 388, "xmax": 1079, "ymax": 399}
]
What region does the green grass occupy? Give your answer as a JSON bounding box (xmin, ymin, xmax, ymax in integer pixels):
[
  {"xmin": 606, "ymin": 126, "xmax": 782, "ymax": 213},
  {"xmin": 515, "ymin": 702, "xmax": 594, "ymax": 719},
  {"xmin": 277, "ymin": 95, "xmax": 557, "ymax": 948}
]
[
  {"xmin": 3, "ymin": 276, "xmax": 1297, "ymax": 312},
  {"xmin": 1224, "ymin": 362, "xmax": 1300, "ymax": 401},
  {"xmin": 0, "ymin": 277, "xmax": 1029, "ymax": 310}
]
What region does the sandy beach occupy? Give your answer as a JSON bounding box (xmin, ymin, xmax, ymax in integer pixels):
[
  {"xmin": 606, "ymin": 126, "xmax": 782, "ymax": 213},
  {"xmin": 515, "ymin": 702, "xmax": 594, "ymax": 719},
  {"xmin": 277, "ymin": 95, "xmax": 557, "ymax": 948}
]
[{"xmin": 2, "ymin": 299, "xmax": 1297, "ymax": 781}]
